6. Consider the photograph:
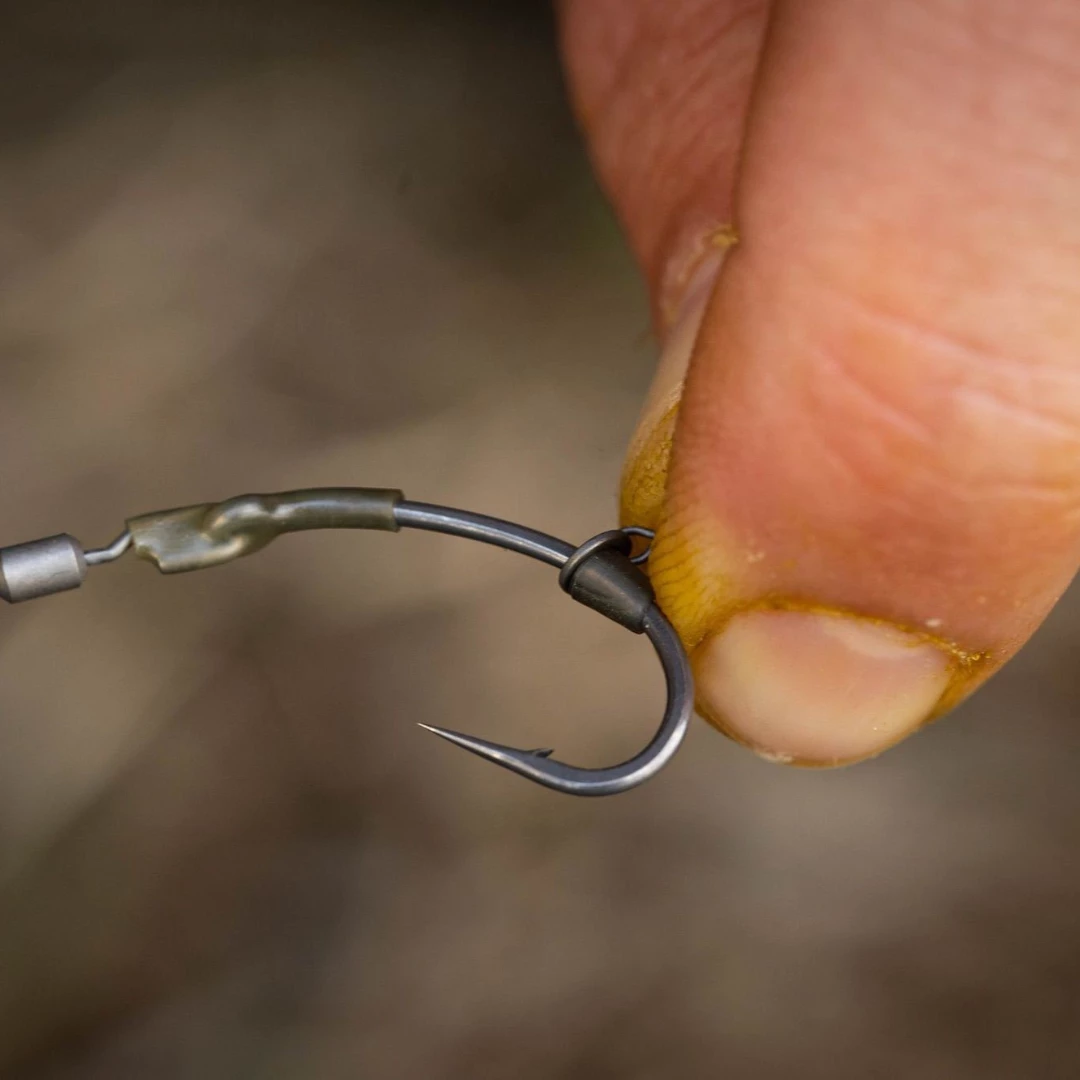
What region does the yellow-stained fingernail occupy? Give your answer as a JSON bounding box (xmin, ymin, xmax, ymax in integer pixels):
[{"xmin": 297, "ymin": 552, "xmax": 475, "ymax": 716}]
[
  {"xmin": 694, "ymin": 609, "xmax": 954, "ymax": 766},
  {"xmin": 621, "ymin": 235, "xmax": 734, "ymax": 530}
]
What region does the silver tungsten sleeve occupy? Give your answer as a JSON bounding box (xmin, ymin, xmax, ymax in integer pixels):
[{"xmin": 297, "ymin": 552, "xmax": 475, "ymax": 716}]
[{"xmin": 0, "ymin": 534, "xmax": 88, "ymax": 603}]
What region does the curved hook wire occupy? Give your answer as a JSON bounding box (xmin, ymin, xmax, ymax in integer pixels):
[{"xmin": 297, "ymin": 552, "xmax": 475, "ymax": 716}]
[
  {"xmin": 0, "ymin": 489, "xmax": 692, "ymax": 796},
  {"xmin": 393, "ymin": 501, "xmax": 692, "ymax": 796}
]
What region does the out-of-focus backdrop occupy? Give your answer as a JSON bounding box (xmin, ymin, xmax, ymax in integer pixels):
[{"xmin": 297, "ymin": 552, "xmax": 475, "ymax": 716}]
[{"xmin": 2, "ymin": 1, "xmax": 1080, "ymax": 1076}]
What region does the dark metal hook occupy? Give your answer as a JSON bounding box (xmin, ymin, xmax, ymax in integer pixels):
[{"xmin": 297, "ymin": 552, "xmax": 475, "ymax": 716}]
[{"xmin": 0, "ymin": 488, "xmax": 691, "ymax": 796}]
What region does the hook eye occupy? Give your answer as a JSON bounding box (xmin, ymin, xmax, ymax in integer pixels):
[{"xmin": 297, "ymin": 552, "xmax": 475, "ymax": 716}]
[{"xmin": 620, "ymin": 525, "xmax": 655, "ymax": 565}]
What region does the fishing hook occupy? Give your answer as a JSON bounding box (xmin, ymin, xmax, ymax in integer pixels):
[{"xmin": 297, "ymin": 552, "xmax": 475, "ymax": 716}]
[{"xmin": 0, "ymin": 488, "xmax": 691, "ymax": 796}]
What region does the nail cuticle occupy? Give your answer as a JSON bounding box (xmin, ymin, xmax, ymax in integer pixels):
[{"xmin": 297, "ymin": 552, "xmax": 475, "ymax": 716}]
[
  {"xmin": 680, "ymin": 586, "xmax": 991, "ymax": 663},
  {"xmin": 659, "ymin": 224, "xmax": 739, "ymax": 330}
]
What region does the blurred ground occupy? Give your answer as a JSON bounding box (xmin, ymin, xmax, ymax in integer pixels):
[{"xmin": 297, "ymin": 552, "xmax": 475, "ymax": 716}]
[{"xmin": 1, "ymin": 1, "xmax": 1080, "ymax": 1077}]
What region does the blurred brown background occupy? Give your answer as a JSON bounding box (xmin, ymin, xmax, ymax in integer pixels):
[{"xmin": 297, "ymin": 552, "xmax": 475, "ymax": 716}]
[{"xmin": 1, "ymin": 1, "xmax": 1080, "ymax": 1076}]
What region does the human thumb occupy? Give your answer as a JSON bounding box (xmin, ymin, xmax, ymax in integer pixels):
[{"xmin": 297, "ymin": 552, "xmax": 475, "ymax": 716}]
[{"xmin": 562, "ymin": 0, "xmax": 1080, "ymax": 764}]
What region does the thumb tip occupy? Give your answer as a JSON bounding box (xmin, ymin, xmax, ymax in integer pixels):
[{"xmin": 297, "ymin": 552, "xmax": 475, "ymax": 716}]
[{"xmin": 692, "ymin": 607, "xmax": 956, "ymax": 765}]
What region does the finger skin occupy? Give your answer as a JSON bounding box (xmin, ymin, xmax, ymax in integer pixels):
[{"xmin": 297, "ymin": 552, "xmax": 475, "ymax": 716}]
[
  {"xmin": 562, "ymin": 0, "xmax": 1080, "ymax": 761},
  {"xmin": 665, "ymin": 0, "xmax": 1080, "ymax": 657},
  {"xmin": 558, "ymin": 0, "xmax": 768, "ymax": 323}
]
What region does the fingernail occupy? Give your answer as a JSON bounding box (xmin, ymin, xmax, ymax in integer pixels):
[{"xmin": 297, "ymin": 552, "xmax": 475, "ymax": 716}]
[
  {"xmin": 694, "ymin": 609, "xmax": 953, "ymax": 765},
  {"xmin": 621, "ymin": 237, "xmax": 733, "ymax": 529}
]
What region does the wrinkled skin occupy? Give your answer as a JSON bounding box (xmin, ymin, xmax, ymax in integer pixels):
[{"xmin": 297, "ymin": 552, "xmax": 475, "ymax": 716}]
[{"xmin": 559, "ymin": 0, "xmax": 1080, "ymax": 765}]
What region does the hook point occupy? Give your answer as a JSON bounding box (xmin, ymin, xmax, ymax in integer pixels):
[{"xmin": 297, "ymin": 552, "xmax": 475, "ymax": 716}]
[{"xmin": 418, "ymin": 722, "xmax": 552, "ymax": 772}]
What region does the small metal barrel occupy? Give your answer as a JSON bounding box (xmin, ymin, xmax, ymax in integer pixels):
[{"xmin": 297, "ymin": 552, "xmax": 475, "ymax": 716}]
[{"xmin": 0, "ymin": 534, "xmax": 87, "ymax": 603}]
